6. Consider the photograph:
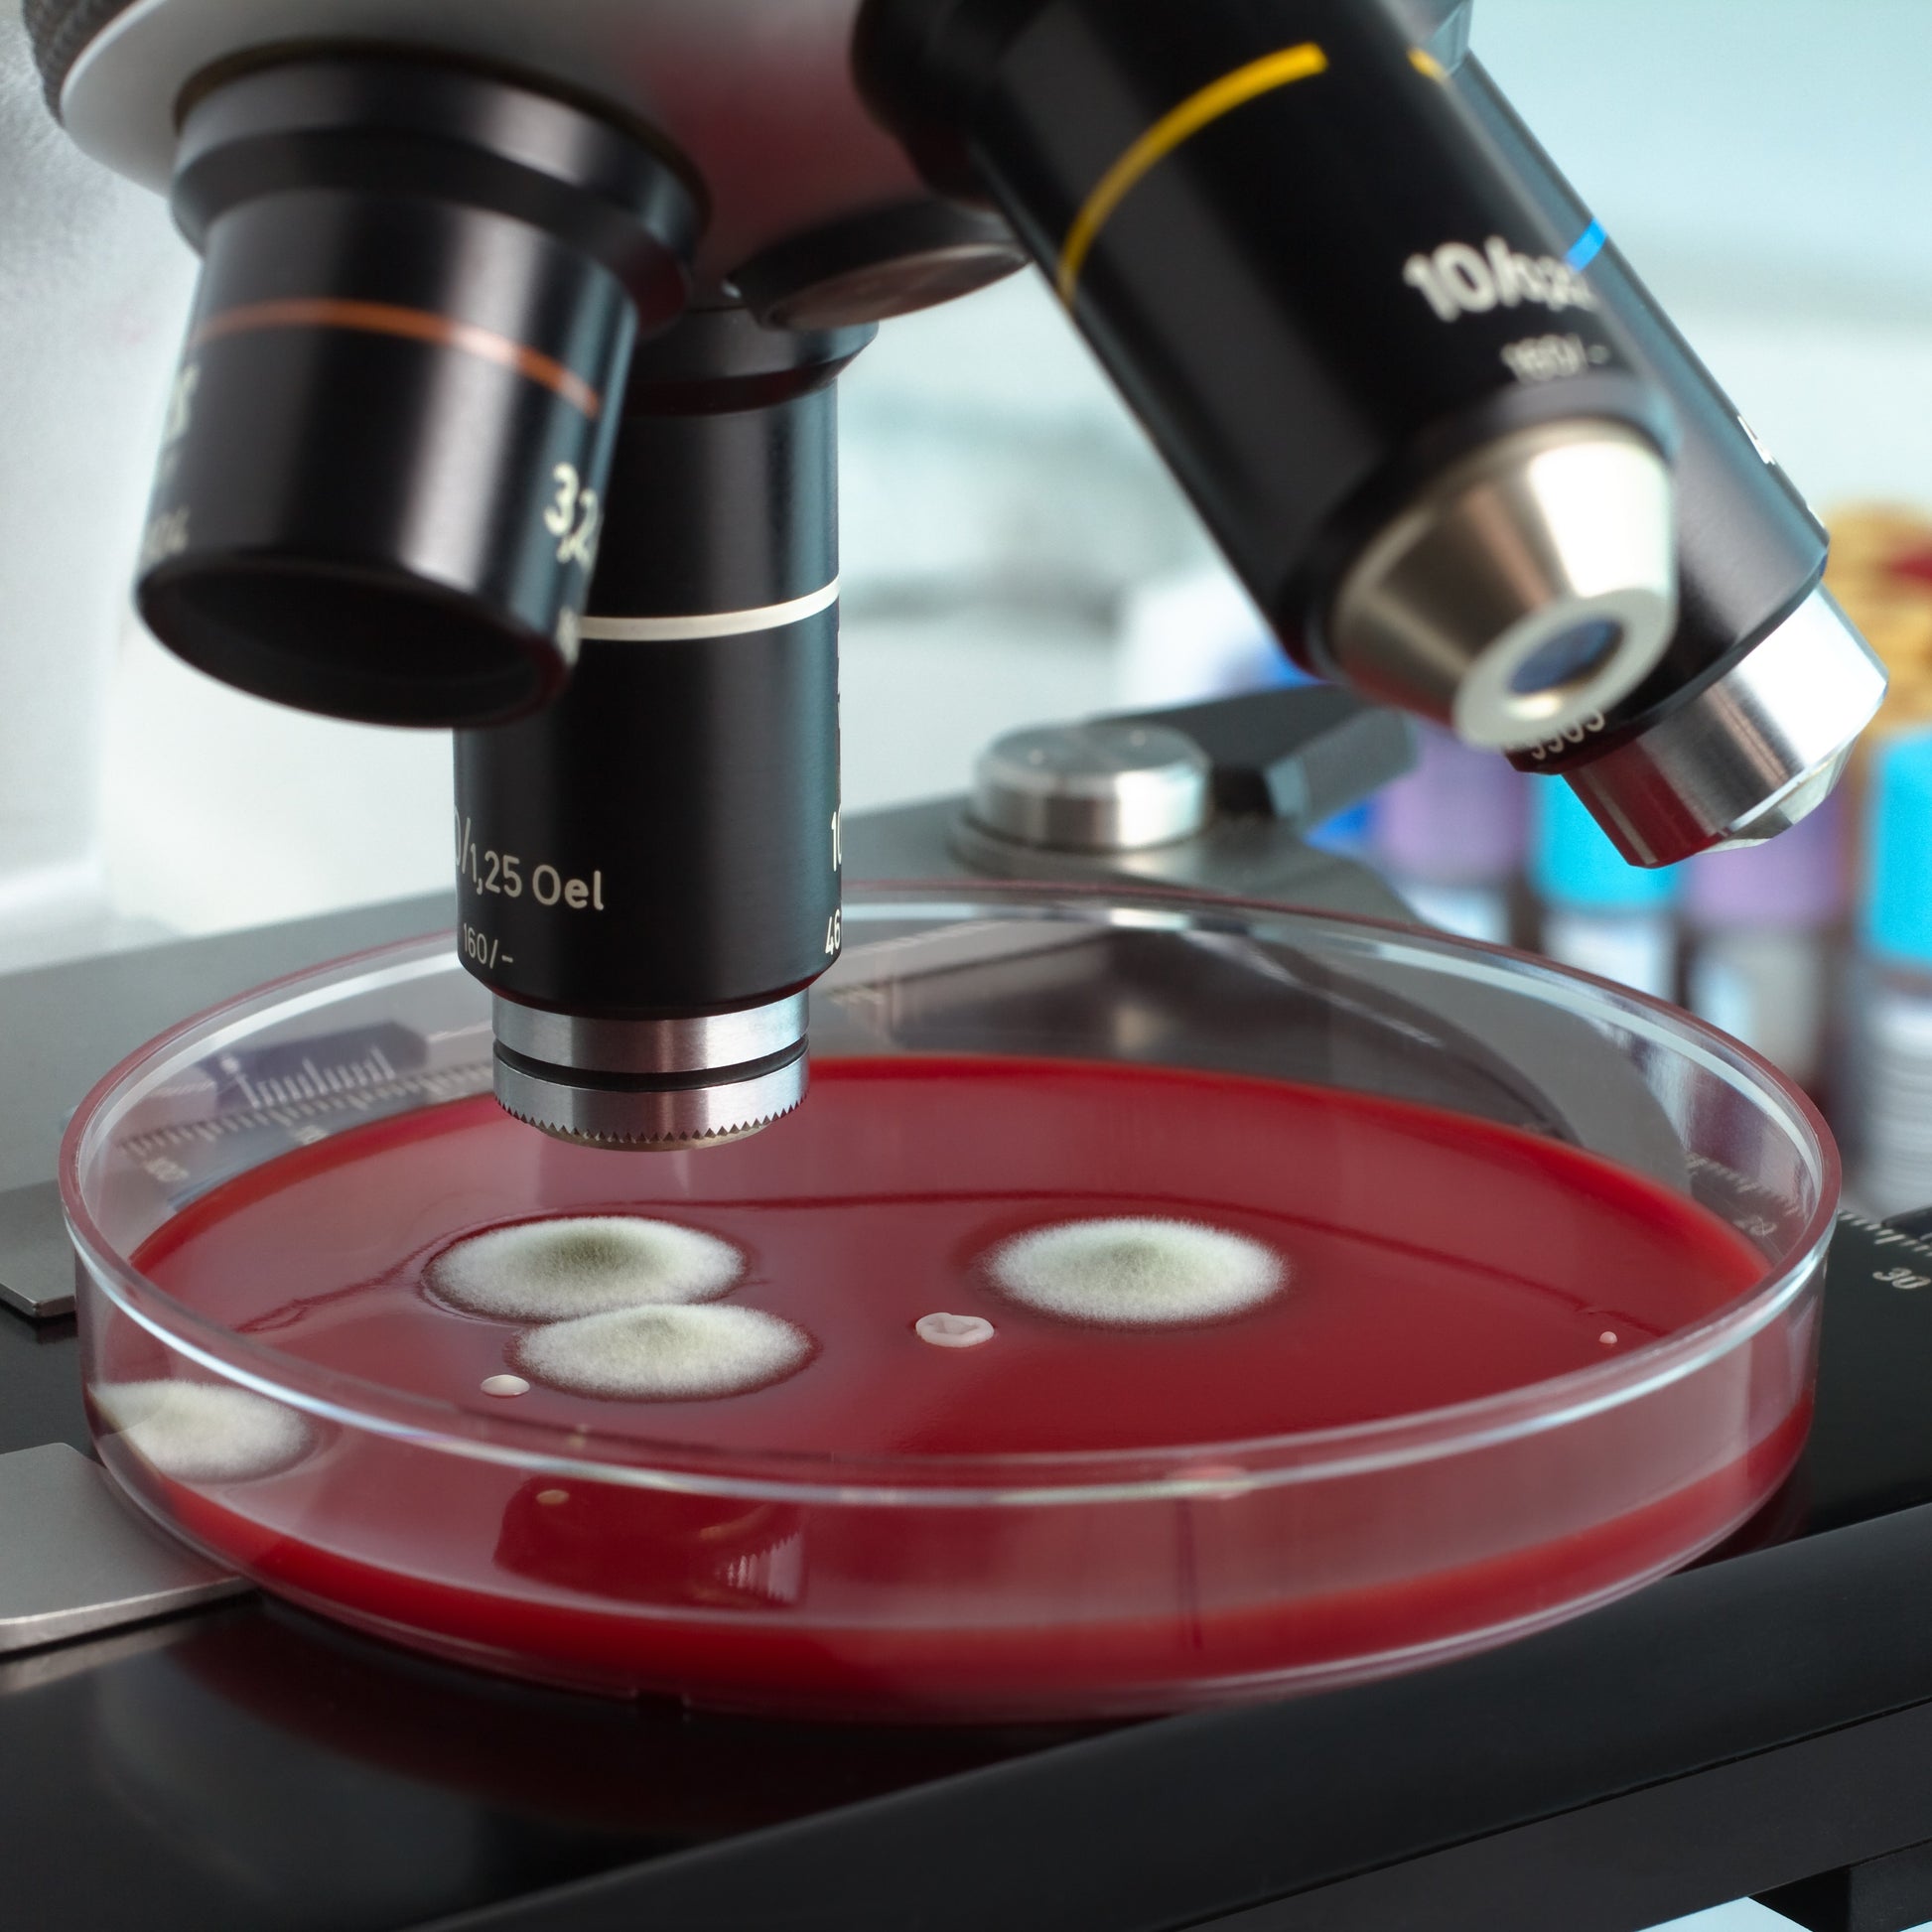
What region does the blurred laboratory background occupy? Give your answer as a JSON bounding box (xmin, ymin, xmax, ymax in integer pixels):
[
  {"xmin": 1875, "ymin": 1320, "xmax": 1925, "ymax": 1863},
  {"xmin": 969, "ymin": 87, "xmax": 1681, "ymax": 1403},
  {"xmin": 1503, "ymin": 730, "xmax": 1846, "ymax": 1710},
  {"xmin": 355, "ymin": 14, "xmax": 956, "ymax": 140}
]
[{"xmin": 7, "ymin": 0, "xmax": 1932, "ymax": 1235}]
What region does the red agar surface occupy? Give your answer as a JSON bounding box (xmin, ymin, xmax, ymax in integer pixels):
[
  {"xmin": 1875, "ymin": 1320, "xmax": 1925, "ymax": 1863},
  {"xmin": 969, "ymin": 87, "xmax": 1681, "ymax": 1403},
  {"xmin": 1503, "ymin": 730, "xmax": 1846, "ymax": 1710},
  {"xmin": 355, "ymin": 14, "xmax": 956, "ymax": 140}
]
[{"xmin": 104, "ymin": 1056, "xmax": 1806, "ymax": 1720}]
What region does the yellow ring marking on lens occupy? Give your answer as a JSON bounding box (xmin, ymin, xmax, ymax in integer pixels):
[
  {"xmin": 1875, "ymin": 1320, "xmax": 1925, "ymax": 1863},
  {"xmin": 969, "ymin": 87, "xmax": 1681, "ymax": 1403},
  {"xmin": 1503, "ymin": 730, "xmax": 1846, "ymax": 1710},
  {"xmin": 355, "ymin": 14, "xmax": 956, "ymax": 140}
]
[{"xmin": 1056, "ymin": 42, "xmax": 1328, "ymax": 307}]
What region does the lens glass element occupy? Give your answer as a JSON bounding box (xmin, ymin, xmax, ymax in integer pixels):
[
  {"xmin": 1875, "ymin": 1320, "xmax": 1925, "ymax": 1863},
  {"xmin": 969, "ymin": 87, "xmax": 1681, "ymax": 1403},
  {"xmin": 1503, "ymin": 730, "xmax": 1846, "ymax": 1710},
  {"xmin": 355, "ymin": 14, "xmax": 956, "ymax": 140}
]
[{"xmin": 1509, "ymin": 620, "xmax": 1625, "ymax": 697}]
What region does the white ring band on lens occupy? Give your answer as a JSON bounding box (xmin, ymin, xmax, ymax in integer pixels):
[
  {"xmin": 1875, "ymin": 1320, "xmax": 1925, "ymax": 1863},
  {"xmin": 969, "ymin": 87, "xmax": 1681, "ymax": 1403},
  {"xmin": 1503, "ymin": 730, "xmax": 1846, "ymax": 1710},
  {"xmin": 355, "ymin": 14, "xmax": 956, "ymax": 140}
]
[{"xmin": 579, "ymin": 579, "xmax": 840, "ymax": 643}]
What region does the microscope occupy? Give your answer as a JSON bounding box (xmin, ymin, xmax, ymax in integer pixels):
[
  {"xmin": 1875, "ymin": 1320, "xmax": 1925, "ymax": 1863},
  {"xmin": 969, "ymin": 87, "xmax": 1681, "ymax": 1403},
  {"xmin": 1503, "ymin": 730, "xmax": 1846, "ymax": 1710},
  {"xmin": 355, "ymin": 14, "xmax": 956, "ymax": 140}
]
[
  {"xmin": 23, "ymin": 16, "xmax": 1932, "ymax": 1931},
  {"xmin": 20, "ymin": 0, "xmax": 1885, "ymax": 1152}
]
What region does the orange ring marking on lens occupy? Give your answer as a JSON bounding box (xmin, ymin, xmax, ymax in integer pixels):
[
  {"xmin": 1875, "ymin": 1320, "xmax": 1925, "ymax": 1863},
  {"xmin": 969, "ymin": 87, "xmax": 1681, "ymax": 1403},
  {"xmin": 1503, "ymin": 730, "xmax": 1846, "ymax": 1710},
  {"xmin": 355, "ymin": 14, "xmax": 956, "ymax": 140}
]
[{"xmin": 189, "ymin": 298, "xmax": 603, "ymax": 418}]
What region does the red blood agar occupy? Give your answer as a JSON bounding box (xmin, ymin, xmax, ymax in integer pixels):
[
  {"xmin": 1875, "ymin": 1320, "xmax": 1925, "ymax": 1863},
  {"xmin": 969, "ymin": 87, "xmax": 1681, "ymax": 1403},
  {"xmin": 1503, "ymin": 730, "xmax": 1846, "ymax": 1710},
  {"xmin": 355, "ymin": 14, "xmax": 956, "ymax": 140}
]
[{"xmin": 96, "ymin": 1056, "xmax": 1805, "ymax": 1721}]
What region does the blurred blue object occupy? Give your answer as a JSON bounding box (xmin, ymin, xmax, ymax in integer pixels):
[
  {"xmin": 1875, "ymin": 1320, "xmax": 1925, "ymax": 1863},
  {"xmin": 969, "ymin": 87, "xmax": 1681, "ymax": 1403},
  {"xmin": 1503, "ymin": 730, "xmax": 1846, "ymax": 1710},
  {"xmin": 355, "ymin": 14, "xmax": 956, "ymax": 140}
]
[
  {"xmin": 1307, "ymin": 797, "xmax": 1376, "ymax": 856},
  {"xmin": 1533, "ymin": 776, "xmax": 1679, "ymax": 911},
  {"xmin": 1864, "ymin": 733, "xmax": 1932, "ymax": 966}
]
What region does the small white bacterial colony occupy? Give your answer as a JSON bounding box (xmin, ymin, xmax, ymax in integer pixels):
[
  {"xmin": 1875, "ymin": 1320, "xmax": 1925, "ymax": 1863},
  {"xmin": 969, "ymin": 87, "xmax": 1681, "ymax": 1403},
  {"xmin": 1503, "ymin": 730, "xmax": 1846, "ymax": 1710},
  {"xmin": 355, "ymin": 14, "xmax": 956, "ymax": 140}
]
[
  {"xmin": 915, "ymin": 1311, "xmax": 996, "ymax": 1349},
  {"xmin": 987, "ymin": 1217, "xmax": 1284, "ymax": 1326},
  {"xmin": 513, "ymin": 1304, "xmax": 813, "ymax": 1401},
  {"xmin": 93, "ymin": 1379, "xmax": 312, "ymax": 1483},
  {"xmin": 481, "ymin": 1374, "xmax": 531, "ymax": 1398},
  {"xmin": 428, "ymin": 1215, "xmax": 744, "ymax": 1321}
]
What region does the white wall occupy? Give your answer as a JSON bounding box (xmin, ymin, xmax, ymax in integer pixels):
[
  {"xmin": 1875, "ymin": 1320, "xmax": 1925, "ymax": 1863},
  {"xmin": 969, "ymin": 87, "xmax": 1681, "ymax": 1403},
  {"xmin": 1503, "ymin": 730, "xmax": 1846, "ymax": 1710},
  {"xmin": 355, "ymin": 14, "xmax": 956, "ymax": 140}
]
[
  {"xmin": 1474, "ymin": 0, "xmax": 1932, "ymax": 511},
  {"xmin": 0, "ymin": 5, "xmax": 193, "ymax": 962}
]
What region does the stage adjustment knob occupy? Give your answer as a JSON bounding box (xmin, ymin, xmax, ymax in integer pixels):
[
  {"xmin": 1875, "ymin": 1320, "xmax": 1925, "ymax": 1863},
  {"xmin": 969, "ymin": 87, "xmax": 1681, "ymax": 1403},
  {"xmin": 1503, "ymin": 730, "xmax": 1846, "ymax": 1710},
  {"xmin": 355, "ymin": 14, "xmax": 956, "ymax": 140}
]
[{"xmin": 969, "ymin": 723, "xmax": 1213, "ymax": 854}]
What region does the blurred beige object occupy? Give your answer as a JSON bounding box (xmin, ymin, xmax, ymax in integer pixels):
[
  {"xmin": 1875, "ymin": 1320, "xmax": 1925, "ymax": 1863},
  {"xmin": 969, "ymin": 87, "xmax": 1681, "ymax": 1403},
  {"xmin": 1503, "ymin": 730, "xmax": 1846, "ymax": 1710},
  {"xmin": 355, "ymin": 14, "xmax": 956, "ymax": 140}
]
[
  {"xmin": 1828, "ymin": 504, "xmax": 1932, "ymax": 580},
  {"xmin": 1827, "ymin": 505, "xmax": 1932, "ymax": 758}
]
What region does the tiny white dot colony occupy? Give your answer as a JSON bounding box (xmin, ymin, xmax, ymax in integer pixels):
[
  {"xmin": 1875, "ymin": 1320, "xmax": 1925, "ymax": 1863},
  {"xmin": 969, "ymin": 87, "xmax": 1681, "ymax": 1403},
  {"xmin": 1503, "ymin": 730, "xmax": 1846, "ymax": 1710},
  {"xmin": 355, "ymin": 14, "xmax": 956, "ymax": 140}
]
[
  {"xmin": 916, "ymin": 1311, "xmax": 996, "ymax": 1349},
  {"xmin": 481, "ymin": 1373, "xmax": 530, "ymax": 1398},
  {"xmin": 93, "ymin": 1379, "xmax": 312, "ymax": 1483},
  {"xmin": 428, "ymin": 1215, "xmax": 744, "ymax": 1322},
  {"xmin": 988, "ymin": 1217, "xmax": 1285, "ymax": 1326},
  {"xmin": 513, "ymin": 1304, "xmax": 813, "ymax": 1401}
]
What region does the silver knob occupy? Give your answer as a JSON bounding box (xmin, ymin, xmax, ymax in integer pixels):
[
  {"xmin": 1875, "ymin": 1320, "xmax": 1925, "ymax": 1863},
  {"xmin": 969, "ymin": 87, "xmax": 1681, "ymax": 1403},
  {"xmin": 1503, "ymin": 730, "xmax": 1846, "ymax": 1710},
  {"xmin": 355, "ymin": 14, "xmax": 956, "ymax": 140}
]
[{"xmin": 969, "ymin": 723, "xmax": 1213, "ymax": 853}]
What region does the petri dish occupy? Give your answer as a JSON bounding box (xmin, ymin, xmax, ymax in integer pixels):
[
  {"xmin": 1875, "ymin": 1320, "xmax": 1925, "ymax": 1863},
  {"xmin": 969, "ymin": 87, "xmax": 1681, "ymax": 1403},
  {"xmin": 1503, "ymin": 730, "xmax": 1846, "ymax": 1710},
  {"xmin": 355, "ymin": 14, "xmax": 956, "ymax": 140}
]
[{"xmin": 63, "ymin": 885, "xmax": 1838, "ymax": 1722}]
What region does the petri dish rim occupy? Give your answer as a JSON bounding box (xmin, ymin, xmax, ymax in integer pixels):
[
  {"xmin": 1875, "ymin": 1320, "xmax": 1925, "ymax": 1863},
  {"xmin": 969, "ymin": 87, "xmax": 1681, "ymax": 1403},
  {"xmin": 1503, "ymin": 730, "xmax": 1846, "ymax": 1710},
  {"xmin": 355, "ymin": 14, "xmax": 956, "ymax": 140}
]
[{"xmin": 61, "ymin": 882, "xmax": 1839, "ymax": 1508}]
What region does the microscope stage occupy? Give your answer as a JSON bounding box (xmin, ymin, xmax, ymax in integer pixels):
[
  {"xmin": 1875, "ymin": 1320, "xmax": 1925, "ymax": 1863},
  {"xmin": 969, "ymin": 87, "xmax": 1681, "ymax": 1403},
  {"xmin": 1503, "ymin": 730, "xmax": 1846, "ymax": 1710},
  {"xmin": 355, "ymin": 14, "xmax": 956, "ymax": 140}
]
[{"xmin": 1, "ymin": 893, "xmax": 1917, "ymax": 1932}]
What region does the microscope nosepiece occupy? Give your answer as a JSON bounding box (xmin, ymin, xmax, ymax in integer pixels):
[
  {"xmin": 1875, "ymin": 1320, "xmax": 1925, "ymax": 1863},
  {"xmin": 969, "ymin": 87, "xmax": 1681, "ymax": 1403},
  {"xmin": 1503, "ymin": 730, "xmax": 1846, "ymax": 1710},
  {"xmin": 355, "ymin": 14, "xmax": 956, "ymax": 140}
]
[
  {"xmin": 1327, "ymin": 421, "xmax": 1676, "ymax": 752},
  {"xmin": 490, "ymin": 997, "xmax": 809, "ymax": 1150},
  {"xmin": 1553, "ymin": 587, "xmax": 1887, "ymax": 868}
]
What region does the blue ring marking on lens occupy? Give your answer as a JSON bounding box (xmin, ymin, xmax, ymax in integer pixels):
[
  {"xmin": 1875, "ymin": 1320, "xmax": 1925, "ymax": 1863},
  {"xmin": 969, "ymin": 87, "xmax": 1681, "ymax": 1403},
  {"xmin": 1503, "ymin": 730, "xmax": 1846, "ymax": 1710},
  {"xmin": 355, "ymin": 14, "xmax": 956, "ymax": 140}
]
[{"xmin": 1565, "ymin": 219, "xmax": 1607, "ymax": 272}]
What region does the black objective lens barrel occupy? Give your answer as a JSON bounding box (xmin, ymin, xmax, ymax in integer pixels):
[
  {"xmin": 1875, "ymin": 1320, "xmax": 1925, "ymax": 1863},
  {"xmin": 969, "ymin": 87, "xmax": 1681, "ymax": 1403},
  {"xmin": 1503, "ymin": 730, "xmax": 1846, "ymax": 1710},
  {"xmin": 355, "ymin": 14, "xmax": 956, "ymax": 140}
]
[
  {"xmin": 140, "ymin": 55, "xmax": 701, "ymax": 728},
  {"xmin": 1452, "ymin": 57, "xmax": 1885, "ymax": 866},
  {"xmin": 454, "ymin": 310, "xmax": 871, "ymax": 1148},
  {"xmin": 859, "ymin": 0, "xmax": 1680, "ymax": 751},
  {"xmin": 1450, "ymin": 58, "xmax": 1826, "ymax": 773}
]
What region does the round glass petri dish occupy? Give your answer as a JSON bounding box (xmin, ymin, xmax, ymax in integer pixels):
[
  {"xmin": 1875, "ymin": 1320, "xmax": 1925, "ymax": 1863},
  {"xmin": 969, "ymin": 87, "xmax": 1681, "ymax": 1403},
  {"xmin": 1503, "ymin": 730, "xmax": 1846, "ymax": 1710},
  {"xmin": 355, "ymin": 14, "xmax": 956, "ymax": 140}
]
[{"xmin": 63, "ymin": 885, "xmax": 1838, "ymax": 1723}]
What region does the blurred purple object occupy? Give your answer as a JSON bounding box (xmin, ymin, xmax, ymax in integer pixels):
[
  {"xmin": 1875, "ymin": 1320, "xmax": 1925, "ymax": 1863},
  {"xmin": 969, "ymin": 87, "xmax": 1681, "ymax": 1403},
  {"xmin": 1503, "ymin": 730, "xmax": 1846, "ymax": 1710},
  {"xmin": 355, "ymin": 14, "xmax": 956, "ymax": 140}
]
[
  {"xmin": 1684, "ymin": 790, "xmax": 1848, "ymax": 932},
  {"xmin": 1374, "ymin": 727, "xmax": 1528, "ymax": 885}
]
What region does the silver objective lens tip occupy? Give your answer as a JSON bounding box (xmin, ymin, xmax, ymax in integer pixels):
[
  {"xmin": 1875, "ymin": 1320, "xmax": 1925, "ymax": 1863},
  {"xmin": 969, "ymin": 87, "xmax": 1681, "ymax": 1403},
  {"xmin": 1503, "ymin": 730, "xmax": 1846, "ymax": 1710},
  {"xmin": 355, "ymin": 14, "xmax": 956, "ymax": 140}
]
[
  {"xmin": 1562, "ymin": 586, "xmax": 1887, "ymax": 868},
  {"xmin": 490, "ymin": 994, "xmax": 808, "ymax": 1150},
  {"xmin": 1328, "ymin": 419, "xmax": 1678, "ymax": 752}
]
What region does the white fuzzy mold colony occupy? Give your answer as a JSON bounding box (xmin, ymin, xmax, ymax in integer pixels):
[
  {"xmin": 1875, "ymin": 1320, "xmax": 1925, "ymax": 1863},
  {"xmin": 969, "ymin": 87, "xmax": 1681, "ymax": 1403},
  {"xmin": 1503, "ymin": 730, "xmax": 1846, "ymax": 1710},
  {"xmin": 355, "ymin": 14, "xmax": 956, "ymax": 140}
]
[
  {"xmin": 988, "ymin": 1217, "xmax": 1285, "ymax": 1326},
  {"xmin": 513, "ymin": 1304, "xmax": 813, "ymax": 1401},
  {"xmin": 93, "ymin": 1380, "xmax": 312, "ymax": 1482},
  {"xmin": 429, "ymin": 1216, "xmax": 744, "ymax": 1321}
]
